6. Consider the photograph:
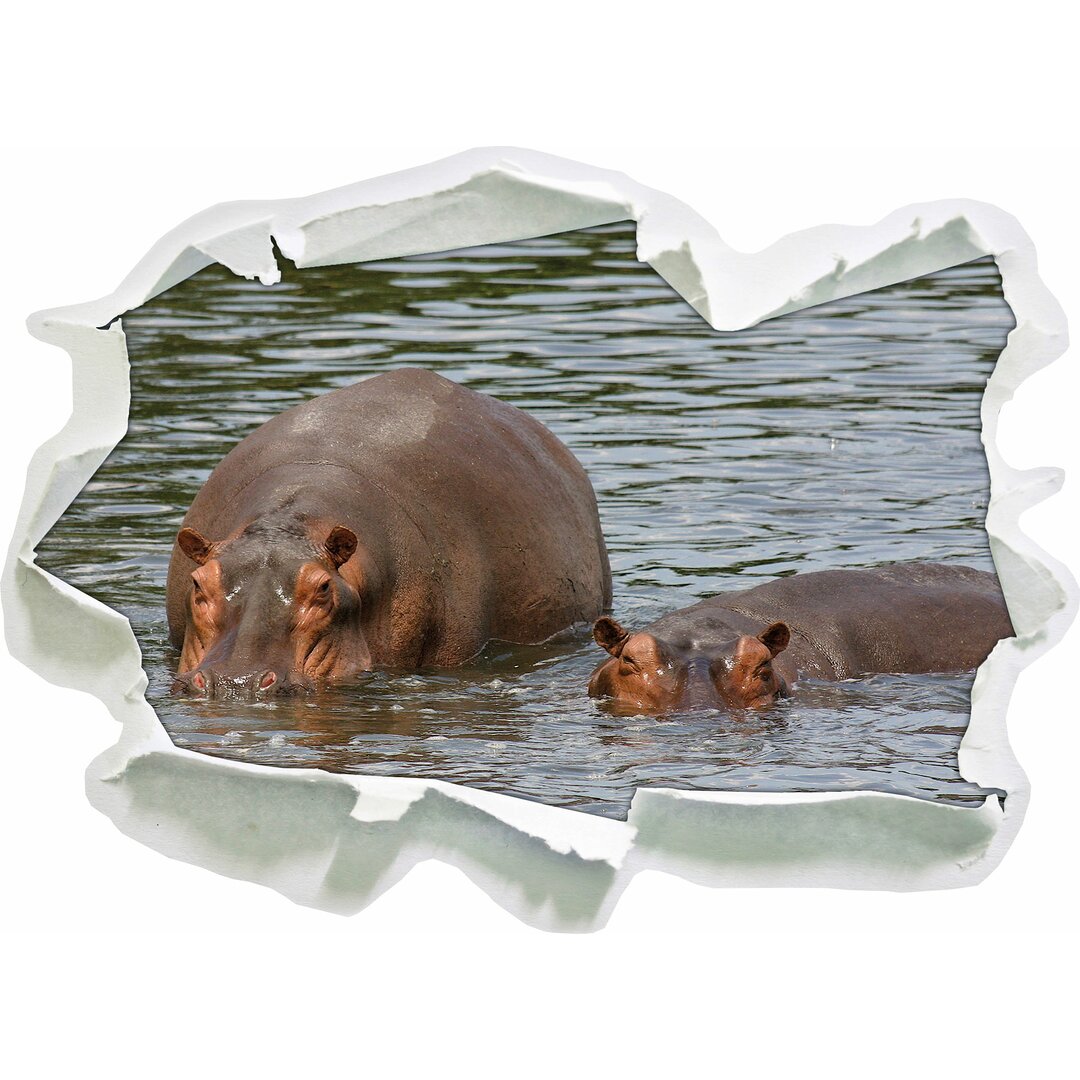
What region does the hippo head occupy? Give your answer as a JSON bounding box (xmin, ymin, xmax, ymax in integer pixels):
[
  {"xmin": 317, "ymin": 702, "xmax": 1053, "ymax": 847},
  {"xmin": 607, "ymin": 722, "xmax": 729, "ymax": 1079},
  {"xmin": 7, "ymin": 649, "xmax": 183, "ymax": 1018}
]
[
  {"xmin": 587, "ymin": 616, "xmax": 792, "ymax": 714},
  {"xmin": 171, "ymin": 519, "xmax": 371, "ymax": 699}
]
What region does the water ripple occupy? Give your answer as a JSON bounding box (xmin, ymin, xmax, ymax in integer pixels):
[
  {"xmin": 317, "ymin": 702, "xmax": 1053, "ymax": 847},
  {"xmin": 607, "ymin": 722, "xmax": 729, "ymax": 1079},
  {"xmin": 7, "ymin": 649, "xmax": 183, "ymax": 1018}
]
[{"xmin": 37, "ymin": 222, "xmax": 1012, "ymax": 819}]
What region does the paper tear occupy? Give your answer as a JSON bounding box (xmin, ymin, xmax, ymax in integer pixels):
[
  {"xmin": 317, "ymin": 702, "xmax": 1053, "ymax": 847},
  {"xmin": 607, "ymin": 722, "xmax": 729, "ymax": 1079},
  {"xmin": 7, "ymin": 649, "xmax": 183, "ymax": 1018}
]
[
  {"xmin": 625, "ymin": 789, "xmax": 1003, "ymax": 888},
  {"xmin": 4, "ymin": 147, "xmax": 1075, "ymax": 931},
  {"xmin": 195, "ymin": 218, "xmax": 281, "ymax": 285}
]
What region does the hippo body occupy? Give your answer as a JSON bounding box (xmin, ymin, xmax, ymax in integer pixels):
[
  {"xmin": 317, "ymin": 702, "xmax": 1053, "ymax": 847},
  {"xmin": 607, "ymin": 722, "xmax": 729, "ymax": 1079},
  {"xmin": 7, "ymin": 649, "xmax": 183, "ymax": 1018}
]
[
  {"xmin": 589, "ymin": 563, "xmax": 1013, "ymax": 714},
  {"xmin": 167, "ymin": 368, "xmax": 611, "ymax": 697}
]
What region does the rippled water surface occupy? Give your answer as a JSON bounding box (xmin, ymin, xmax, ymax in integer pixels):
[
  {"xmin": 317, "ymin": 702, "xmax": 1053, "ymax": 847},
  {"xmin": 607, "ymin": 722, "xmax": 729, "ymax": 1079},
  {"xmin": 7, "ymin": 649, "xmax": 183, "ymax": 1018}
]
[{"xmin": 38, "ymin": 223, "xmax": 1014, "ymax": 817}]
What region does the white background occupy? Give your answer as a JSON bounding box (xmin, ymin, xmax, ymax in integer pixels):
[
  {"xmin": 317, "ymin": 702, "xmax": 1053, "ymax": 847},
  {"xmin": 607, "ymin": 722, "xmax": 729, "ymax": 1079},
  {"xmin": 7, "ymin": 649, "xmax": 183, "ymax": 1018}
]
[{"xmin": 2, "ymin": 3, "xmax": 1076, "ymax": 1076}]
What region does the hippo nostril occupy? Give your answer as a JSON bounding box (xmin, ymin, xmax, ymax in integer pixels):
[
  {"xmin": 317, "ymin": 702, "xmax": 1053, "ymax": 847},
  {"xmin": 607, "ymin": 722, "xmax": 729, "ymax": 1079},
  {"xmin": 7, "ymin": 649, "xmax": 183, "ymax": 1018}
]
[{"xmin": 281, "ymin": 671, "xmax": 314, "ymax": 694}]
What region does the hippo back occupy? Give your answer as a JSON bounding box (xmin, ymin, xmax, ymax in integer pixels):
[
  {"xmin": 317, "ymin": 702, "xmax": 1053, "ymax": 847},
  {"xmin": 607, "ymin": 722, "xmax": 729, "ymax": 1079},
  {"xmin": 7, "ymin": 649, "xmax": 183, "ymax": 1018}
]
[{"xmin": 672, "ymin": 563, "xmax": 1013, "ymax": 679}]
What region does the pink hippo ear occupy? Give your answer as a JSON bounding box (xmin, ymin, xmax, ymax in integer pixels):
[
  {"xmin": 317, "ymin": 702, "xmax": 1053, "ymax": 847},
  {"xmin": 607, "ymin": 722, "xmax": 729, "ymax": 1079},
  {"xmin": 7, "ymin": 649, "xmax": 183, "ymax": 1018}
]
[
  {"xmin": 759, "ymin": 621, "xmax": 791, "ymax": 657},
  {"xmin": 177, "ymin": 527, "xmax": 216, "ymax": 566},
  {"xmin": 324, "ymin": 525, "xmax": 358, "ymax": 568},
  {"xmin": 593, "ymin": 616, "xmax": 630, "ymax": 656}
]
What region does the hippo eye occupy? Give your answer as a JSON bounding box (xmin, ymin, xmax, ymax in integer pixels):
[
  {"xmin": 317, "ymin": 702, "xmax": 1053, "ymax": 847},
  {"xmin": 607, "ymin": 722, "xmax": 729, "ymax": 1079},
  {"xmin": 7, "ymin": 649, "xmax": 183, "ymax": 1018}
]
[
  {"xmin": 315, "ymin": 579, "xmax": 333, "ymax": 601},
  {"xmin": 757, "ymin": 663, "xmax": 777, "ymax": 684}
]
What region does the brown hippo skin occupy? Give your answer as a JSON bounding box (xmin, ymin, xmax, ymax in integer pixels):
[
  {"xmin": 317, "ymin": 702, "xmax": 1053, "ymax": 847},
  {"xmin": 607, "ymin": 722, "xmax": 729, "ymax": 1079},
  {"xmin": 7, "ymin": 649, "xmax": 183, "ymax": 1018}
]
[
  {"xmin": 588, "ymin": 563, "xmax": 1013, "ymax": 714},
  {"xmin": 167, "ymin": 368, "xmax": 611, "ymax": 698}
]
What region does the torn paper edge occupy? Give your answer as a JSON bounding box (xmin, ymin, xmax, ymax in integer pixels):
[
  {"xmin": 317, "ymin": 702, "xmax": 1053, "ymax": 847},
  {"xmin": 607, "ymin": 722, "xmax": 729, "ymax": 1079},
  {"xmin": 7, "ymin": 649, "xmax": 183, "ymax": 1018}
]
[{"xmin": 3, "ymin": 146, "xmax": 1074, "ymax": 932}]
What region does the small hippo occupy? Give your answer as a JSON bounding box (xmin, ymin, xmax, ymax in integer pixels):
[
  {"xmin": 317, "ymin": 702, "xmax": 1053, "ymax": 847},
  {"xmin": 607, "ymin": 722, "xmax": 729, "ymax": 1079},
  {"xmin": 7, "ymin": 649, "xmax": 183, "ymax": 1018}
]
[
  {"xmin": 588, "ymin": 563, "xmax": 1013, "ymax": 714},
  {"xmin": 167, "ymin": 368, "xmax": 611, "ymax": 698}
]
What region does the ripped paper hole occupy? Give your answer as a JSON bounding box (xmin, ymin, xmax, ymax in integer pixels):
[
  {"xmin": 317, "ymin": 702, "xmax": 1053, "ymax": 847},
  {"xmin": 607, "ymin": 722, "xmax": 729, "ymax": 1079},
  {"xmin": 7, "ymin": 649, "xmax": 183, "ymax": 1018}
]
[{"xmin": 5, "ymin": 148, "xmax": 1075, "ymax": 930}]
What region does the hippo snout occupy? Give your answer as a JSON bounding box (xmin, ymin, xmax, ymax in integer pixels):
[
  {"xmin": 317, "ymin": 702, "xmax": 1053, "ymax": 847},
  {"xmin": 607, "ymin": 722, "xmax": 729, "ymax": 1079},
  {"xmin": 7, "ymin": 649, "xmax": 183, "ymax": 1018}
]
[
  {"xmin": 679, "ymin": 657, "xmax": 722, "ymax": 709},
  {"xmin": 172, "ymin": 667, "xmax": 314, "ymax": 700}
]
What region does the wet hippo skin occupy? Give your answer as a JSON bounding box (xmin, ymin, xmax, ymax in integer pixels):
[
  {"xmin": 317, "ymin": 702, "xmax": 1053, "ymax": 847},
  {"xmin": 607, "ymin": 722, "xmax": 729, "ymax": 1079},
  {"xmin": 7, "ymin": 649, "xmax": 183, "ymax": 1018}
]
[
  {"xmin": 588, "ymin": 563, "xmax": 1013, "ymax": 714},
  {"xmin": 167, "ymin": 368, "xmax": 611, "ymax": 698}
]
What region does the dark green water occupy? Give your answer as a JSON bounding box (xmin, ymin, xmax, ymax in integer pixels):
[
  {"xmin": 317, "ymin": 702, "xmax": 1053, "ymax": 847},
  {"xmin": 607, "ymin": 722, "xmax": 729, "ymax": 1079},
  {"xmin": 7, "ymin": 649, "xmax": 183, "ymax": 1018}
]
[{"xmin": 38, "ymin": 223, "xmax": 1013, "ymax": 818}]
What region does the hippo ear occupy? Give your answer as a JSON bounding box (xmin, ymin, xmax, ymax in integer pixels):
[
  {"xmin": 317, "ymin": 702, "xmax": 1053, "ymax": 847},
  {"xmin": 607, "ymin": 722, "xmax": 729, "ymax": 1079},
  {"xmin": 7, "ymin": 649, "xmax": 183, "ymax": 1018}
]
[
  {"xmin": 593, "ymin": 616, "xmax": 630, "ymax": 656},
  {"xmin": 324, "ymin": 525, "xmax": 358, "ymax": 568},
  {"xmin": 177, "ymin": 527, "xmax": 215, "ymax": 566},
  {"xmin": 759, "ymin": 621, "xmax": 790, "ymax": 657}
]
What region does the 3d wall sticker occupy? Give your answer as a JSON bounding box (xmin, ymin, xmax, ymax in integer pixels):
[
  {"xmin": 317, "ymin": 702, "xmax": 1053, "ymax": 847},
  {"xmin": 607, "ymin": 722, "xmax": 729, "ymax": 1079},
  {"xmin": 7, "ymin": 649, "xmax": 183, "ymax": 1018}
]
[{"xmin": 6, "ymin": 149, "xmax": 1074, "ymax": 930}]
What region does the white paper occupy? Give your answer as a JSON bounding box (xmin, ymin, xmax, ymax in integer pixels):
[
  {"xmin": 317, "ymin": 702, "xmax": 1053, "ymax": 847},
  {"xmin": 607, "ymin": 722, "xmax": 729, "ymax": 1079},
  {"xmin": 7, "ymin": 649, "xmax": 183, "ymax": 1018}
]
[{"xmin": 4, "ymin": 147, "xmax": 1074, "ymax": 930}]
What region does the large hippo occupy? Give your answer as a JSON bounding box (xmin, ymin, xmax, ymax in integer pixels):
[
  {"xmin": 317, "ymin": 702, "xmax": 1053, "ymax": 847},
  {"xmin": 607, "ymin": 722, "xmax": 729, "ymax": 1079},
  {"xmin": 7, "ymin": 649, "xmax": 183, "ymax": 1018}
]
[
  {"xmin": 588, "ymin": 563, "xmax": 1013, "ymax": 714},
  {"xmin": 167, "ymin": 368, "xmax": 611, "ymax": 698}
]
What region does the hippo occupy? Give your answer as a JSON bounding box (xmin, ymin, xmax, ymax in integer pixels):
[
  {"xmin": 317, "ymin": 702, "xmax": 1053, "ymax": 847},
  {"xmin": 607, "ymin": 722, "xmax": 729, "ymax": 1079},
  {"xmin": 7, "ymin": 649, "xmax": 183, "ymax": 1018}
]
[
  {"xmin": 588, "ymin": 563, "xmax": 1013, "ymax": 714},
  {"xmin": 167, "ymin": 368, "xmax": 611, "ymax": 698}
]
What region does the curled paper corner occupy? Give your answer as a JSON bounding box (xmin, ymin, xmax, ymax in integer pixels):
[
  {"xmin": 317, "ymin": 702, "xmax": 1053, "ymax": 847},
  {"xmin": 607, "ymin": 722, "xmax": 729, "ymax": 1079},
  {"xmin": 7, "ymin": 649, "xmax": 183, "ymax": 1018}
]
[{"xmin": 4, "ymin": 147, "xmax": 1075, "ymax": 931}]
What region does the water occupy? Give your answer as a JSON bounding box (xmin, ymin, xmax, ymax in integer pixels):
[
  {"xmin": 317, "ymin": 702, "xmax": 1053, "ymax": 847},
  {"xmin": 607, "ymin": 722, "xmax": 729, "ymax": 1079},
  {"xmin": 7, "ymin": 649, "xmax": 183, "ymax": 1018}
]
[{"xmin": 37, "ymin": 223, "xmax": 1013, "ymax": 818}]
